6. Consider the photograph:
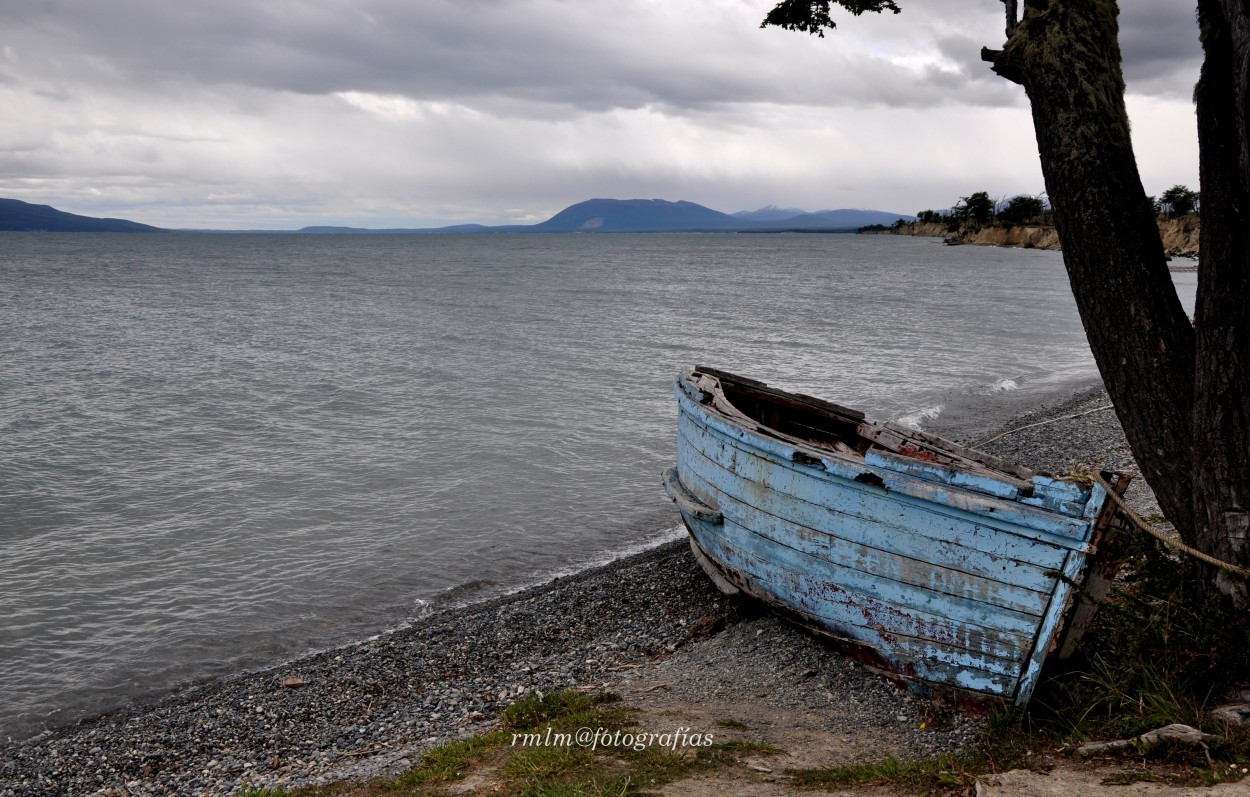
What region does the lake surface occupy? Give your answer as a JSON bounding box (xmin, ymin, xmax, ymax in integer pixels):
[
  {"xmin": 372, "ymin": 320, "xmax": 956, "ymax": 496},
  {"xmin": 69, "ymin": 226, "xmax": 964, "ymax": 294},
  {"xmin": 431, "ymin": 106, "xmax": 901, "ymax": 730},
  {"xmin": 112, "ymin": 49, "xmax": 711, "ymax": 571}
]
[{"xmin": 0, "ymin": 232, "xmax": 1196, "ymax": 740}]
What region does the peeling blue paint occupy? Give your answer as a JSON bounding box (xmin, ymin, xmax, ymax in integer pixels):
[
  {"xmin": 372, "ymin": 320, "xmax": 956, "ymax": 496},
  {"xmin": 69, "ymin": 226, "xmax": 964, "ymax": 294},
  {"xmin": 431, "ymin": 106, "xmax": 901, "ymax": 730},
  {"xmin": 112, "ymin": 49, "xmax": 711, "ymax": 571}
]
[{"xmin": 665, "ymin": 368, "xmax": 1124, "ymax": 707}]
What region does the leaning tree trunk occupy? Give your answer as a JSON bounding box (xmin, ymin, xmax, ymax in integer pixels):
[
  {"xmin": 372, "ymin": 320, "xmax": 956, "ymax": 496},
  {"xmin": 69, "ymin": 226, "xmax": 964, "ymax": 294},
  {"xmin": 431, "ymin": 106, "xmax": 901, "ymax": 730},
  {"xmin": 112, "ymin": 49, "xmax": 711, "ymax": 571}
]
[
  {"xmin": 1193, "ymin": 0, "xmax": 1250, "ymax": 602},
  {"xmin": 983, "ymin": 2, "xmax": 1199, "ymax": 540},
  {"xmin": 766, "ymin": 0, "xmax": 1250, "ymax": 599},
  {"xmin": 984, "ymin": 0, "xmax": 1250, "ymax": 601}
]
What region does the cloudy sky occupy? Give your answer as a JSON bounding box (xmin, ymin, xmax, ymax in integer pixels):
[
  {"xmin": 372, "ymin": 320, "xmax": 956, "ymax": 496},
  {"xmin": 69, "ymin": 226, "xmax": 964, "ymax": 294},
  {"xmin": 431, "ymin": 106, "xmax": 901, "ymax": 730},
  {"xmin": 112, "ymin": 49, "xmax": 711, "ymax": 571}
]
[{"xmin": 0, "ymin": 0, "xmax": 1202, "ymax": 229}]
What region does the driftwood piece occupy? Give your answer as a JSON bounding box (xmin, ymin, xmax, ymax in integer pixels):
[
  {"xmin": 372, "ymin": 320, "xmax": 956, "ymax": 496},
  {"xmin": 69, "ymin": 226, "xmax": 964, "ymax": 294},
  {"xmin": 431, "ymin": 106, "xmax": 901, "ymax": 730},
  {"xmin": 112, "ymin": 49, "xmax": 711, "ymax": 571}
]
[
  {"xmin": 1212, "ymin": 703, "xmax": 1250, "ymax": 727},
  {"xmin": 1075, "ymin": 724, "xmax": 1221, "ymax": 764}
]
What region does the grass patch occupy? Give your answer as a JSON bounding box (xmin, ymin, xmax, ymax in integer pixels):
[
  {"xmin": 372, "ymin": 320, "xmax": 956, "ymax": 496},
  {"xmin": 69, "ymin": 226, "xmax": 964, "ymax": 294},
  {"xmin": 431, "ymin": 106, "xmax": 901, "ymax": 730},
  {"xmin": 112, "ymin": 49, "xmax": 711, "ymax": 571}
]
[
  {"xmin": 282, "ymin": 689, "xmax": 782, "ymax": 797},
  {"xmin": 788, "ymin": 706, "xmax": 1033, "ymax": 794},
  {"xmin": 789, "ymin": 755, "xmax": 967, "ymax": 791}
]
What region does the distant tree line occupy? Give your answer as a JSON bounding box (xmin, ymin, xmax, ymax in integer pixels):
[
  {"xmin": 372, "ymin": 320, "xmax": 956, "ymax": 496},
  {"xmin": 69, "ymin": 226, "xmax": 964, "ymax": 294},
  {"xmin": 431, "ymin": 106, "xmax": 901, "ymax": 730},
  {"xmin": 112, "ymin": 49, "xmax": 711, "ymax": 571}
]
[
  {"xmin": 1151, "ymin": 184, "xmax": 1200, "ymax": 218},
  {"xmin": 910, "ymin": 184, "xmax": 1199, "ymax": 232}
]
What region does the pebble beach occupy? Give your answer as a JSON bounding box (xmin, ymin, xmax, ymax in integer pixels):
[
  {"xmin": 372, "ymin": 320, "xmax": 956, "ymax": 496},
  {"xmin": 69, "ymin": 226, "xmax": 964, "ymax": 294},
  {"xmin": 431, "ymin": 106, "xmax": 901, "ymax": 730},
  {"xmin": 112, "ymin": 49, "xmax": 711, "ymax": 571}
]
[{"xmin": 0, "ymin": 382, "xmax": 1160, "ymax": 796}]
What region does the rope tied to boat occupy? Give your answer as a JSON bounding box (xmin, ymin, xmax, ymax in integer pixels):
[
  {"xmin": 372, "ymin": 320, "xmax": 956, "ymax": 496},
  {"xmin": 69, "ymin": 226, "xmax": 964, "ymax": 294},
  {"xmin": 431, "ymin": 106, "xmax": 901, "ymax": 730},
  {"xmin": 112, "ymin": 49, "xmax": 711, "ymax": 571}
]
[
  {"xmin": 972, "ymin": 402, "xmax": 1250, "ymax": 578},
  {"xmin": 1094, "ymin": 474, "xmax": 1250, "ymax": 579}
]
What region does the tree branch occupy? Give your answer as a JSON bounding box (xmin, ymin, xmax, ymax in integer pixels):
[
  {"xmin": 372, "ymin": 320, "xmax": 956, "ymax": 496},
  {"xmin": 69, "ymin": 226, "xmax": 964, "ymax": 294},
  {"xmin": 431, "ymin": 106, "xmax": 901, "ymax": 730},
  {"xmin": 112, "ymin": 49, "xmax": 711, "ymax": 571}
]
[{"xmin": 981, "ymin": 47, "xmax": 1024, "ymax": 85}]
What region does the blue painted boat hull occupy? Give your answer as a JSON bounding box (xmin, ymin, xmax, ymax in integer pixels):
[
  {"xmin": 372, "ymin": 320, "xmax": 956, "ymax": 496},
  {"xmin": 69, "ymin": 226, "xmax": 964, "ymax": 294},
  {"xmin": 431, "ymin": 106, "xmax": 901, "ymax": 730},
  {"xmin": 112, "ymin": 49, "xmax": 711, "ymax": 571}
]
[{"xmin": 664, "ymin": 367, "xmax": 1127, "ymax": 706}]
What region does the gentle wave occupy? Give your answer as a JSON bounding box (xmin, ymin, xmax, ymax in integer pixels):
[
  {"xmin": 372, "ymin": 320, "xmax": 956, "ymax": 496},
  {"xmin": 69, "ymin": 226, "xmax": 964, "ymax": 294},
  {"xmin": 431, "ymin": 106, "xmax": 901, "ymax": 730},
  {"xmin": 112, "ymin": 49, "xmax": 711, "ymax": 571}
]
[{"xmin": 893, "ymin": 403, "xmax": 945, "ymax": 430}]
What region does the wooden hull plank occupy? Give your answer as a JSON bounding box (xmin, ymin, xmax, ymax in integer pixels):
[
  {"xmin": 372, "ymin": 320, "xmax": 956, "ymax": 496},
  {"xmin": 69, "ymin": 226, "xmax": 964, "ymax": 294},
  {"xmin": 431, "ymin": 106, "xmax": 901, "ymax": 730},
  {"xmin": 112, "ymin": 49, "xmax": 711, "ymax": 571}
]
[
  {"xmin": 695, "ymin": 509, "xmax": 1038, "ymax": 649},
  {"xmin": 683, "ymin": 516, "xmax": 1020, "ymax": 694},
  {"xmin": 679, "ymin": 413, "xmax": 1072, "ymax": 573},
  {"xmin": 679, "ymin": 463, "xmax": 1052, "ymax": 617},
  {"xmin": 675, "ymin": 386, "xmax": 1094, "ymax": 545}
]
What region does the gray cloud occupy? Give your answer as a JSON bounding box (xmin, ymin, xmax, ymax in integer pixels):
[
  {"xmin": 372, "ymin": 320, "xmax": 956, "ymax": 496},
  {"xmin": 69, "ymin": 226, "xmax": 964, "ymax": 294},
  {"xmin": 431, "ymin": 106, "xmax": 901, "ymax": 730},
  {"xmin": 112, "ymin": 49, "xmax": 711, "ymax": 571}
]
[
  {"xmin": 1118, "ymin": 2, "xmax": 1202, "ymax": 96},
  {"xmin": 5, "ymin": 0, "xmax": 1196, "ymax": 114},
  {"xmin": 0, "ymin": 0, "xmax": 1203, "ymax": 227}
]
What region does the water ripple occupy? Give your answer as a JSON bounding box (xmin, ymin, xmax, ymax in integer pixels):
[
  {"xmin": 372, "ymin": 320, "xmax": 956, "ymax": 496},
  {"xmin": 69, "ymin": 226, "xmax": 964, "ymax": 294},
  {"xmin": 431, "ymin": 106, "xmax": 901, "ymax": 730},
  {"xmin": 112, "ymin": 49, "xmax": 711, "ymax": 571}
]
[{"xmin": 0, "ymin": 232, "xmax": 1182, "ymax": 741}]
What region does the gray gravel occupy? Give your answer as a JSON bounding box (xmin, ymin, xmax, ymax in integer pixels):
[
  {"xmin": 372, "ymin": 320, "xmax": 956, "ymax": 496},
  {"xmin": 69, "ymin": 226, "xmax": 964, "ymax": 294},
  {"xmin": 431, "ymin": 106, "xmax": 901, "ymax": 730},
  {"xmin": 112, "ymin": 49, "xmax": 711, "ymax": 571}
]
[{"xmin": 1, "ymin": 384, "xmax": 1149, "ymax": 796}]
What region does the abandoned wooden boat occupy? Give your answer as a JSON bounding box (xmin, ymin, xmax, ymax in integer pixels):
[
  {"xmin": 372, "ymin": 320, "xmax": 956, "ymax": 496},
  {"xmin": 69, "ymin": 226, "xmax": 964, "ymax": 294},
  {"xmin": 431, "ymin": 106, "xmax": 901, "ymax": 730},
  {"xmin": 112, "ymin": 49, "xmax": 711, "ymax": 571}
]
[{"xmin": 664, "ymin": 366, "xmax": 1128, "ymax": 706}]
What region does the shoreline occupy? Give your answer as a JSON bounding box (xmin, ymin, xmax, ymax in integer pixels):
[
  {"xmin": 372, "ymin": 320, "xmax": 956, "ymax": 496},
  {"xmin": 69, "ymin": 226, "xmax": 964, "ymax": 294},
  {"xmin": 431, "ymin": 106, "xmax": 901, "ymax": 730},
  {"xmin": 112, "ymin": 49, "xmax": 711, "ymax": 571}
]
[
  {"xmin": 0, "ymin": 381, "xmax": 1156, "ymax": 796},
  {"xmin": 877, "ymin": 217, "xmax": 1201, "ymax": 258}
]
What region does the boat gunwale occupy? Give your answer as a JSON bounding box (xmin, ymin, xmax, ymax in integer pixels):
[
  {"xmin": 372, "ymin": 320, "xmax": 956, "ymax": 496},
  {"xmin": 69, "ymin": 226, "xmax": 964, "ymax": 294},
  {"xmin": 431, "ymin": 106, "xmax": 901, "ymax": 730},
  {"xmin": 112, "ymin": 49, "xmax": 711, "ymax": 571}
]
[{"xmin": 674, "ymin": 374, "xmax": 1099, "ymax": 550}]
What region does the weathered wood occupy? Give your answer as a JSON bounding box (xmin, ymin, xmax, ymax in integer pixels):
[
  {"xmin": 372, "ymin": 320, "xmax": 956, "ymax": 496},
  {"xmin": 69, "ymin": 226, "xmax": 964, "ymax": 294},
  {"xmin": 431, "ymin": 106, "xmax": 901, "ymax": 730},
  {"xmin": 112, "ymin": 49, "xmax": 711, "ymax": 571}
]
[
  {"xmin": 1015, "ymin": 547, "xmax": 1086, "ymax": 701},
  {"xmin": 677, "ymin": 394, "xmax": 1098, "ymax": 547},
  {"xmin": 891, "ymin": 425, "xmax": 1034, "ymax": 481},
  {"xmin": 688, "ymin": 520, "xmax": 1020, "ymax": 694},
  {"xmin": 866, "ymin": 422, "xmax": 1035, "ymax": 484},
  {"xmin": 692, "ymin": 520, "xmax": 1030, "ymax": 675},
  {"xmin": 680, "ymin": 463, "xmax": 1052, "ymax": 616},
  {"xmin": 713, "ymin": 529, "xmax": 1035, "ymax": 662},
  {"xmin": 1056, "ymin": 472, "xmax": 1132, "ymax": 659},
  {"xmin": 1075, "ymin": 724, "xmax": 1220, "ymax": 762},
  {"xmin": 679, "ymin": 413, "xmax": 1074, "ymax": 572},
  {"xmin": 864, "ymin": 448, "xmax": 1029, "ymax": 502},
  {"xmin": 1211, "ymin": 704, "xmax": 1250, "ymax": 727},
  {"xmin": 694, "ymin": 365, "xmax": 866, "ymax": 423},
  {"xmin": 662, "ymin": 466, "xmax": 722, "ymax": 523},
  {"xmin": 665, "ymin": 370, "xmax": 1127, "ymax": 706},
  {"xmin": 687, "ymin": 536, "xmax": 739, "ymax": 595}
]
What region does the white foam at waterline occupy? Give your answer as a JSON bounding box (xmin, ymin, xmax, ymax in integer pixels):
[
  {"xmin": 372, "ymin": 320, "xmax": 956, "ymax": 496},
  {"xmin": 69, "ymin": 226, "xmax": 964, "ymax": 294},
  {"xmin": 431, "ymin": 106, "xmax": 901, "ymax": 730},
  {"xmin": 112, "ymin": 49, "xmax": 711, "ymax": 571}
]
[
  {"xmin": 894, "ymin": 403, "xmax": 945, "ymax": 430},
  {"xmin": 993, "ymin": 379, "xmax": 1021, "ymax": 392}
]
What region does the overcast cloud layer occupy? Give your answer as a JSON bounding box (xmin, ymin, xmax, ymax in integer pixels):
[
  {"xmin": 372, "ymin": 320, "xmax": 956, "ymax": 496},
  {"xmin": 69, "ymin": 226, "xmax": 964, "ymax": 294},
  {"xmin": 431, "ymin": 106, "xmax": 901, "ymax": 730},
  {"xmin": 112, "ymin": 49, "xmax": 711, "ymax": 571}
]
[{"xmin": 0, "ymin": 0, "xmax": 1202, "ymax": 228}]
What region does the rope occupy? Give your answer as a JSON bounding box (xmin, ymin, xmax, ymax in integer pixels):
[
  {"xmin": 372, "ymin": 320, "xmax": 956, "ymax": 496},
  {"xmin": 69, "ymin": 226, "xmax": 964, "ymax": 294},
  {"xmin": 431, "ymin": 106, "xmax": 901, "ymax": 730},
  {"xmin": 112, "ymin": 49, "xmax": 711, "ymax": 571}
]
[
  {"xmin": 972, "ymin": 404, "xmax": 1115, "ymax": 447},
  {"xmin": 972, "ymin": 402, "xmax": 1249, "ymax": 577},
  {"xmin": 1094, "ymin": 474, "xmax": 1250, "ymax": 579}
]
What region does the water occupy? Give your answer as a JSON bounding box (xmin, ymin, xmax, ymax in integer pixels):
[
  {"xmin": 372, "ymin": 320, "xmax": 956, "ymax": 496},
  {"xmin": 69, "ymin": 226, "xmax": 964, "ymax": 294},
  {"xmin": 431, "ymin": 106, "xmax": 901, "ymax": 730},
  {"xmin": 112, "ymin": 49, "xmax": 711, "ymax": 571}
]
[{"xmin": 0, "ymin": 233, "xmax": 1196, "ymax": 740}]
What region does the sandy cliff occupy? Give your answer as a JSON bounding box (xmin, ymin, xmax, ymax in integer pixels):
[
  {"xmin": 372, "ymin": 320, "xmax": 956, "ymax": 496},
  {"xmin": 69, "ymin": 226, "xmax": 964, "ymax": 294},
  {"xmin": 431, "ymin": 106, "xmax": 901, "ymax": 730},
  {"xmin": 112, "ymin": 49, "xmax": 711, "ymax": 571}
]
[{"xmin": 890, "ymin": 217, "xmax": 1200, "ymax": 257}]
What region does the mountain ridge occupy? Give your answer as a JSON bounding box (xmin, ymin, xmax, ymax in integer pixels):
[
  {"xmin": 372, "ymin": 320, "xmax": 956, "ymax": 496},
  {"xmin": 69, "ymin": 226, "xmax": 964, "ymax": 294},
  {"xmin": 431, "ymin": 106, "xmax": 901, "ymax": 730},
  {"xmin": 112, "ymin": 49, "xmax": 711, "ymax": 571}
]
[
  {"xmin": 0, "ymin": 198, "xmax": 166, "ymax": 232},
  {"xmin": 1, "ymin": 197, "xmax": 914, "ymax": 234}
]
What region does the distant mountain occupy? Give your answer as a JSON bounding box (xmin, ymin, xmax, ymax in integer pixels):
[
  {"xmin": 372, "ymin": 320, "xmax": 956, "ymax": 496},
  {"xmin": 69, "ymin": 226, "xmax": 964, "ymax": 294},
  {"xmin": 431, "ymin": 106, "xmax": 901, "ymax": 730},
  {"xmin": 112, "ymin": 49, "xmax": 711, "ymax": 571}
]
[
  {"xmin": 293, "ymin": 224, "xmax": 493, "ymax": 234},
  {"xmin": 0, "ymin": 198, "xmax": 164, "ymax": 232},
  {"xmin": 1, "ymin": 196, "xmax": 913, "ymax": 234},
  {"xmin": 734, "ymin": 207, "xmax": 915, "ymax": 229},
  {"xmin": 800, "ymin": 209, "xmax": 916, "ymax": 228},
  {"xmin": 530, "ymin": 198, "xmax": 743, "ymax": 232},
  {"xmin": 732, "ymin": 205, "xmax": 810, "ymax": 222},
  {"xmin": 285, "ymin": 202, "xmax": 907, "ymax": 233}
]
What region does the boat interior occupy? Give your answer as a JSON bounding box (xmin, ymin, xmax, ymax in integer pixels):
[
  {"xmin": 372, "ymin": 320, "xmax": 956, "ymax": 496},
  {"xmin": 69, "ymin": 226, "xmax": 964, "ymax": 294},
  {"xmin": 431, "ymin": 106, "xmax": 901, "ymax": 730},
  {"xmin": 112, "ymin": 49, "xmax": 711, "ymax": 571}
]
[{"xmin": 689, "ymin": 365, "xmax": 1035, "ymax": 482}]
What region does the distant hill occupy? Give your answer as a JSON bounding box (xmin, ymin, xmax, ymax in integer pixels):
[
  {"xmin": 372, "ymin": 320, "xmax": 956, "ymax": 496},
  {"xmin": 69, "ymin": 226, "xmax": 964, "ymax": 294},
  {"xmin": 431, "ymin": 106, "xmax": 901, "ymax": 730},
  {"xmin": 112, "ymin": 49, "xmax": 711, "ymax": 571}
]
[
  {"xmin": 1, "ymin": 196, "xmax": 913, "ymax": 234},
  {"xmin": 530, "ymin": 198, "xmax": 744, "ymax": 232},
  {"xmin": 733, "ymin": 205, "xmax": 915, "ymax": 229},
  {"xmin": 799, "ymin": 209, "xmax": 916, "ymax": 228},
  {"xmin": 293, "ymin": 224, "xmax": 493, "ymax": 234},
  {"xmin": 733, "ymin": 205, "xmax": 809, "ymax": 222},
  {"xmin": 0, "ymin": 198, "xmax": 164, "ymax": 232}
]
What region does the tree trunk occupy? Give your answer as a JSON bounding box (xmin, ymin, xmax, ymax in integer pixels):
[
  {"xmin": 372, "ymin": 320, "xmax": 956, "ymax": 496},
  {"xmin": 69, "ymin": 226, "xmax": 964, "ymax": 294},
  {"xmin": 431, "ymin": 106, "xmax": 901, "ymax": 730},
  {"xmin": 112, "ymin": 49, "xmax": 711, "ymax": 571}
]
[
  {"xmin": 984, "ymin": 1, "xmax": 1199, "ymax": 545},
  {"xmin": 1194, "ymin": 0, "xmax": 1250, "ymax": 602},
  {"xmin": 982, "ymin": 0, "xmax": 1250, "ymax": 600},
  {"xmin": 765, "ymin": 0, "xmax": 1250, "ymax": 599}
]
